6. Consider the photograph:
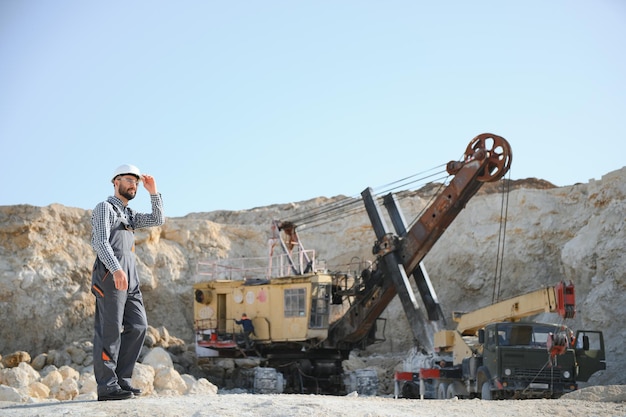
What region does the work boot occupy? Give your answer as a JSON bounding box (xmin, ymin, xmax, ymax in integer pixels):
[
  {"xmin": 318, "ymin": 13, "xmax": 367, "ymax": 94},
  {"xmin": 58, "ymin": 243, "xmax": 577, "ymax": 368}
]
[{"xmin": 98, "ymin": 388, "xmax": 133, "ymax": 401}]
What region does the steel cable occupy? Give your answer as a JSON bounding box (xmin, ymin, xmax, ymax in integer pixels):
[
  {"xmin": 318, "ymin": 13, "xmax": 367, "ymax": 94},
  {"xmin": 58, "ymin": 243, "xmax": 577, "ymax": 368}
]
[{"xmin": 285, "ymin": 165, "xmax": 449, "ymax": 230}]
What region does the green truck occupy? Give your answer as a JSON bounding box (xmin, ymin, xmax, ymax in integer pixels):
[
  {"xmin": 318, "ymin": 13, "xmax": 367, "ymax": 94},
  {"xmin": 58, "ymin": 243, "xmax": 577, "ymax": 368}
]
[{"xmin": 397, "ymin": 283, "xmax": 607, "ymax": 400}]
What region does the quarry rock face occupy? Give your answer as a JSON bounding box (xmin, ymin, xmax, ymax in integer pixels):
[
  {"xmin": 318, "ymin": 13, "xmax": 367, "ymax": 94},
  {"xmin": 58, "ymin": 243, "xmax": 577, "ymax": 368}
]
[{"xmin": 0, "ymin": 167, "xmax": 624, "ymax": 387}]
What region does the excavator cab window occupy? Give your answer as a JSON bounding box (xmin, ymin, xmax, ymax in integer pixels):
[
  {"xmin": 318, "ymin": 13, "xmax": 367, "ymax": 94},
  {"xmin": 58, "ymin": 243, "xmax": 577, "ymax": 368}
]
[{"xmin": 284, "ymin": 288, "xmax": 307, "ymax": 317}]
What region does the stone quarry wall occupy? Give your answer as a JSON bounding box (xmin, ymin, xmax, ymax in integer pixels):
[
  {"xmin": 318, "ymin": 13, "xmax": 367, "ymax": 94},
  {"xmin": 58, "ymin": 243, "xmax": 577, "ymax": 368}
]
[{"xmin": 0, "ymin": 168, "xmax": 624, "ymax": 386}]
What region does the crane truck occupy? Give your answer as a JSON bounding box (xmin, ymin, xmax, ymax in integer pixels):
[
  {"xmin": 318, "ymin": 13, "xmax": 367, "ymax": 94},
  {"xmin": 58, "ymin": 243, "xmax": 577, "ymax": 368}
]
[
  {"xmin": 192, "ymin": 133, "xmax": 606, "ymax": 396},
  {"xmin": 395, "ymin": 281, "xmax": 606, "ymax": 399}
]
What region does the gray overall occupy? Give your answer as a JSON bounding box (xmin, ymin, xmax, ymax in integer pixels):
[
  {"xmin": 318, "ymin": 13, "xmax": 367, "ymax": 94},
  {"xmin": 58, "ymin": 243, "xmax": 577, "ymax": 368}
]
[{"xmin": 91, "ymin": 206, "xmax": 147, "ymax": 395}]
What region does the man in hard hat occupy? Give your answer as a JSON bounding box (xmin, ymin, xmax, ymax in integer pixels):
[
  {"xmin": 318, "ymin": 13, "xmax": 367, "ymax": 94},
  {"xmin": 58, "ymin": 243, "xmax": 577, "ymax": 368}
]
[{"xmin": 90, "ymin": 164, "xmax": 164, "ymax": 401}]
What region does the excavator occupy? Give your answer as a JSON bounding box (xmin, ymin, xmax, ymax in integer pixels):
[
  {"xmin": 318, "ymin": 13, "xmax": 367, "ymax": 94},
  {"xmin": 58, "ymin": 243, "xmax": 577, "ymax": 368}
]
[{"xmin": 192, "ymin": 133, "xmax": 606, "ymax": 396}]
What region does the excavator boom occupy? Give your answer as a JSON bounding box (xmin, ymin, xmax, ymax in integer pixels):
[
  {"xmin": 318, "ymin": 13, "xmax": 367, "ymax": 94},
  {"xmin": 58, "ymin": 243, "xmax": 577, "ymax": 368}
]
[{"xmin": 327, "ymin": 134, "xmax": 512, "ymax": 351}]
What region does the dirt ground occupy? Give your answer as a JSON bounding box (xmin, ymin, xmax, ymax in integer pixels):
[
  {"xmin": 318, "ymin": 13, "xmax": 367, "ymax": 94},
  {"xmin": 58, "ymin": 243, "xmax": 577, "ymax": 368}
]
[{"xmin": 1, "ymin": 387, "xmax": 625, "ymax": 417}]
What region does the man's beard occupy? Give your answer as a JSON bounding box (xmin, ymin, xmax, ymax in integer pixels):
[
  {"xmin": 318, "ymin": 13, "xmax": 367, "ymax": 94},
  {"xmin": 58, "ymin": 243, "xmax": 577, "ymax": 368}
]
[{"xmin": 120, "ymin": 188, "xmax": 136, "ymax": 201}]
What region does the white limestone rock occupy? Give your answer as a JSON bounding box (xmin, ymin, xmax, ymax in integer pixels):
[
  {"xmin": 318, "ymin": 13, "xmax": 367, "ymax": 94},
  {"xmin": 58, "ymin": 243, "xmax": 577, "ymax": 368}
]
[
  {"xmin": 131, "ymin": 362, "xmax": 155, "ymax": 396},
  {"xmin": 186, "ymin": 377, "xmax": 218, "ymax": 396},
  {"xmin": 0, "ymin": 385, "xmax": 27, "ymax": 403},
  {"xmin": 27, "ymin": 381, "xmax": 50, "ymax": 399},
  {"xmin": 1, "ymin": 362, "xmax": 40, "ymax": 389},
  {"xmin": 154, "ymin": 367, "xmax": 187, "ymax": 395},
  {"xmin": 142, "ymin": 347, "xmax": 174, "ymax": 370}
]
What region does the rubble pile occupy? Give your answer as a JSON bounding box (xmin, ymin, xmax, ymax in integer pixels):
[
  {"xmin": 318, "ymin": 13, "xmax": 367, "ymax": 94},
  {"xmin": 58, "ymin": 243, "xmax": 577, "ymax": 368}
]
[
  {"xmin": 0, "ymin": 323, "xmax": 406, "ymax": 403},
  {"xmin": 0, "ymin": 326, "xmax": 217, "ymax": 403}
]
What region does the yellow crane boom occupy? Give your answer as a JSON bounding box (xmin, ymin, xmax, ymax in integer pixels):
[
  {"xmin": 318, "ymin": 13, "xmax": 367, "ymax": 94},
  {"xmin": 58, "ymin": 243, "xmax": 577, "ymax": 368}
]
[
  {"xmin": 453, "ymin": 281, "xmax": 575, "ymax": 336},
  {"xmin": 434, "ymin": 281, "xmax": 575, "ymax": 364}
]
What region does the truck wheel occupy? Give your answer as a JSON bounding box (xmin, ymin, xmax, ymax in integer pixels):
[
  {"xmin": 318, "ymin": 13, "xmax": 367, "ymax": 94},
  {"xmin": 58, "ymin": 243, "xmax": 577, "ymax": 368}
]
[
  {"xmin": 481, "ymin": 381, "xmax": 492, "ymax": 400},
  {"xmin": 446, "ymin": 383, "xmax": 458, "ymax": 399},
  {"xmin": 401, "ymin": 381, "xmax": 420, "ymax": 399},
  {"xmin": 437, "ymin": 382, "xmax": 448, "ymax": 399}
]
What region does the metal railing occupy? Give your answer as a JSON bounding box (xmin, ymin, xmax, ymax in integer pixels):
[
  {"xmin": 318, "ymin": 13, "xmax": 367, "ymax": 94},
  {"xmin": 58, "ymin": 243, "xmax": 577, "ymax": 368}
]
[{"xmin": 197, "ymin": 250, "xmax": 318, "ymax": 281}]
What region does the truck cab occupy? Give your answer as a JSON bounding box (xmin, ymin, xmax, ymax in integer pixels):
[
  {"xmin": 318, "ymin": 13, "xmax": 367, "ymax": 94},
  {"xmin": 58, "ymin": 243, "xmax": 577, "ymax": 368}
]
[{"xmin": 475, "ymin": 322, "xmax": 606, "ymax": 399}]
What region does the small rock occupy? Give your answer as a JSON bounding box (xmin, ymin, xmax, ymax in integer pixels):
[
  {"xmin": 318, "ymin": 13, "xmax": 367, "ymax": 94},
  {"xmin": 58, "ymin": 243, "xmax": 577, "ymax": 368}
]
[
  {"xmin": 46, "ymin": 349, "xmax": 72, "ymax": 368},
  {"xmin": 176, "ymin": 350, "xmax": 196, "ymax": 370},
  {"xmin": 187, "ymin": 377, "xmax": 218, "ymax": 396},
  {"xmin": 40, "ymin": 364, "xmax": 59, "ymax": 378},
  {"xmin": 66, "ymin": 345, "xmax": 87, "ymax": 365},
  {"xmin": 31, "ymin": 353, "xmax": 48, "ymax": 371},
  {"xmin": 51, "ymin": 377, "xmax": 79, "ymax": 401},
  {"xmin": 41, "ymin": 369, "xmax": 63, "ymax": 391},
  {"xmin": 144, "ymin": 332, "xmax": 158, "ymax": 347},
  {"xmin": 58, "ymin": 365, "xmax": 79, "ymax": 381},
  {"xmin": 27, "ymin": 381, "xmax": 51, "ymax": 399},
  {"xmin": 82, "ymin": 354, "xmax": 93, "ymax": 367},
  {"xmin": 0, "ymin": 384, "xmax": 26, "ymax": 402},
  {"xmin": 146, "ymin": 326, "xmax": 161, "ymax": 345},
  {"xmin": 158, "ymin": 326, "xmax": 171, "ymax": 346},
  {"xmin": 2, "ymin": 351, "xmax": 31, "ymax": 368},
  {"xmin": 78, "ymin": 372, "xmax": 97, "ymax": 394},
  {"xmin": 1, "ymin": 362, "xmax": 39, "ymax": 388}
]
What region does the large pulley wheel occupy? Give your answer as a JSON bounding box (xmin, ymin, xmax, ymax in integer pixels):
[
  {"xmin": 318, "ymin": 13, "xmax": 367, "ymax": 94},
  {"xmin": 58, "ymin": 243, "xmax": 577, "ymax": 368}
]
[{"xmin": 465, "ymin": 133, "xmax": 512, "ymax": 182}]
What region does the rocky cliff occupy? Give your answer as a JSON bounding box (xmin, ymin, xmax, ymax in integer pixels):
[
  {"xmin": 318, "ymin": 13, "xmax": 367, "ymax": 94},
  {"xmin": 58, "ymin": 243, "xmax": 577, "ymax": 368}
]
[{"xmin": 1, "ymin": 168, "xmax": 624, "ymax": 386}]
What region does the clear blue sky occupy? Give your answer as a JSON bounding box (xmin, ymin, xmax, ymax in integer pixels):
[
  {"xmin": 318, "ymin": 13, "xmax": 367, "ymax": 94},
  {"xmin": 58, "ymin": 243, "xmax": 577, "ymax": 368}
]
[{"xmin": 1, "ymin": 1, "xmax": 625, "ymax": 218}]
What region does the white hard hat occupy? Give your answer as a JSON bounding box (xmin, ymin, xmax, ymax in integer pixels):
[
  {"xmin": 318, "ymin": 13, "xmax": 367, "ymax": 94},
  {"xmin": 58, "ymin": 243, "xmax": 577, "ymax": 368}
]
[{"xmin": 111, "ymin": 164, "xmax": 141, "ymax": 183}]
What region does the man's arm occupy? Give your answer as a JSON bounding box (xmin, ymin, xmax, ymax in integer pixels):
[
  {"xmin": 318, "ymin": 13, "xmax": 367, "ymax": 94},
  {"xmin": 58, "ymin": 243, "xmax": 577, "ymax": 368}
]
[
  {"xmin": 133, "ymin": 193, "xmax": 165, "ymax": 228},
  {"xmin": 132, "ymin": 174, "xmax": 165, "ymax": 228}
]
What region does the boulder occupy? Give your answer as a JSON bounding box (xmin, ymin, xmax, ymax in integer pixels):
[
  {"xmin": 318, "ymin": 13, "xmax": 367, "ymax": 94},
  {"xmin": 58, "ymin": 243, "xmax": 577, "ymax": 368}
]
[
  {"xmin": 131, "ymin": 363, "xmax": 155, "ymax": 396},
  {"xmin": 142, "ymin": 347, "xmax": 174, "ymax": 370},
  {"xmin": 154, "ymin": 367, "xmax": 187, "ymax": 395}
]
